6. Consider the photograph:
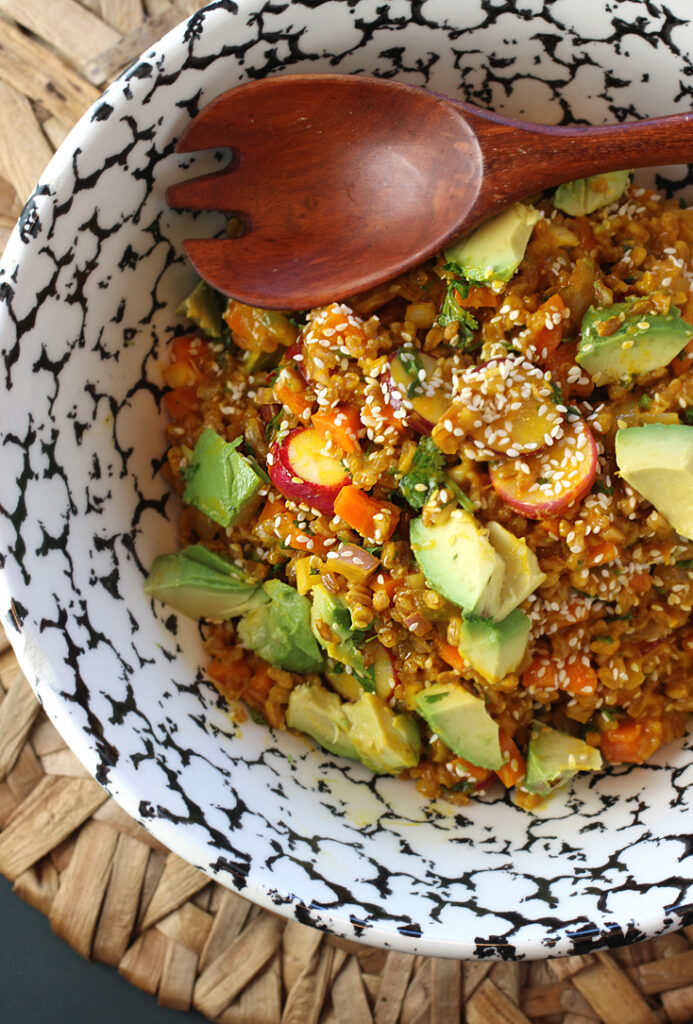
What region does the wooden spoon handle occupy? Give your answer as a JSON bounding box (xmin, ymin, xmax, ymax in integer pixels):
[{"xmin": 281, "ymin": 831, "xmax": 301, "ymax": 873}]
[{"xmin": 450, "ymin": 101, "xmax": 693, "ymax": 219}]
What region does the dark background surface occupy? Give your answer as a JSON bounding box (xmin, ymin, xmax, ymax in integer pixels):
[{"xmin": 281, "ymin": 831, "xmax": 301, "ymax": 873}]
[{"xmin": 0, "ymin": 874, "xmax": 208, "ymax": 1023}]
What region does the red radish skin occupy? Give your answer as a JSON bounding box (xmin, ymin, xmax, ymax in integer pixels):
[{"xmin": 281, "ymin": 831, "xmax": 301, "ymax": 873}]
[
  {"xmin": 382, "ymin": 351, "xmax": 451, "ymax": 435},
  {"xmin": 490, "ymin": 418, "xmax": 599, "ymax": 519},
  {"xmin": 268, "ymin": 427, "xmax": 350, "ymax": 515}
]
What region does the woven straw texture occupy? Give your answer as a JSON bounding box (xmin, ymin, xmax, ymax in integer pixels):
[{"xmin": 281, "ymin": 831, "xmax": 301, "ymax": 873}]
[{"xmin": 2, "ymin": 2, "xmax": 693, "ymax": 1021}]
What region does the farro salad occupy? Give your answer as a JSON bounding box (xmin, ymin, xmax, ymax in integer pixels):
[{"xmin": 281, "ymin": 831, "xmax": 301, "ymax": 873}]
[{"xmin": 145, "ymin": 170, "xmax": 693, "ymax": 810}]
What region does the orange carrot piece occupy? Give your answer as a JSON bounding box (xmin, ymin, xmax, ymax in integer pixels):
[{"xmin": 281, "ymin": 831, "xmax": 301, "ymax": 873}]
[
  {"xmin": 163, "ymin": 386, "xmax": 198, "ymax": 418},
  {"xmin": 530, "ymin": 294, "xmax": 568, "ymax": 361},
  {"xmin": 312, "ymin": 405, "xmax": 362, "ymax": 453},
  {"xmin": 258, "ymin": 497, "xmax": 329, "ymax": 556},
  {"xmin": 171, "ymin": 334, "xmax": 208, "ymax": 363},
  {"xmin": 273, "ymin": 365, "xmax": 313, "ymax": 422},
  {"xmin": 521, "ymin": 657, "xmax": 557, "ymax": 693},
  {"xmin": 584, "ymin": 540, "xmax": 619, "ymax": 568},
  {"xmin": 333, "ymin": 485, "xmax": 400, "ymax": 544},
  {"xmin": 454, "ymin": 285, "xmax": 499, "ymax": 310},
  {"xmin": 448, "ymin": 757, "xmax": 494, "ymax": 790},
  {"xmin": 561, "ymin": 658, "xmax": 598, "ymax": 696},
  {"xmin": 496, "ymin": 730, "xmax": 526, "ymax": 788},
  {"xmin": 629, "ymin": 571, "xmax": 652, "ymax": 595},
  {"xmin": 539, "ymin": 518, "xmax": 561, "ymax": 538},
  {"xmin": 438, "ymin": 640, "xmax": 467, "ymax": 673},
  {"xmin": 372, "ymin": 571, "xmax": 399, "ymax": 600},
  {"xmin": 601, "ymin": 718, "xmax": 663, "ymax": 764},
  {"xmin": 223, "ymin": 301, "xmax": 297, "ymax": 353}
]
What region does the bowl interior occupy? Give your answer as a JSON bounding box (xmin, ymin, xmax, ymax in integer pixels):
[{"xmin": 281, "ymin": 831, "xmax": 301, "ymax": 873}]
[{"xmin": 2, "ymin": 0, "xmax": 693, "ymax": 959}]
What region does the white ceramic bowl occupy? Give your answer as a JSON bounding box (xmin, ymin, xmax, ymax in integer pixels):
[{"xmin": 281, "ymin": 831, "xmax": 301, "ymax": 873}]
[{"xmin": 2, "ymin": 0, "xmax": 693, "ymax": 960}]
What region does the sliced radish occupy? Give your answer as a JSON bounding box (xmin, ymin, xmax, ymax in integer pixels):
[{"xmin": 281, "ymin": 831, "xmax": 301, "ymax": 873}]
[
  {"xmin": 382, "ymin": 348, "xmax": 451, "ymax": 434},
  {"xmin": 434, "ymin": 357, "xmax": 564, "ymax": 458},
  {"xmin": 268, "ymin": 427, "xmax": 350, "ymax": 515},
  {"xmin": 490, "ymin": 418, "xmax": 598, "ymax": 519}
]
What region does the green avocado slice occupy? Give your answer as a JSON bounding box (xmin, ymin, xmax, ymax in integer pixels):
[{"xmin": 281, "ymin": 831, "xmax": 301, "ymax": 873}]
[
  {"xmin": 553, "ymin": 171, "xmax": 630, "ymax": 216},
  {"xmin": 577, "ymin": 300, "xmax": 693, "ymax": 384},
  {"xmin": 183, "ymin": 427, "xmax": 267, "ymax": 528},
  {"xmin": 414, "ymin": 683, "xmax": 503, "ymax": 771},
  {"xmin": 615, "ymin": 423, "xmax": 693, "ymax": 540},
  {"xmin": 286, "ymin": 683, "xmax": 358, "ymax": 759},
  {"xmin": 237, "ymin": 579, "xmax": 324, "ymax": 673},
  {"xmin": 444, "ymin": 203, "xmax": 541, "ymax": 284},
  {"xmin": 524, "ymin": 723, "xmax": 602, "ymax": 796},
  {"xmin": 143, "ymin": 544, "xmax": 266, "ymax": 621}
]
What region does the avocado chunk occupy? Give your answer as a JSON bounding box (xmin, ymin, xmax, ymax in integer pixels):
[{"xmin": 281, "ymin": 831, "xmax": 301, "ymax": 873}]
[
  {"xmin": 237, "ymin": 579, "xmax": 324, "ymax": 673},
  {"xmin": 143, "ymin": 544, "xmax": 265, "ymax": 620},
  {"xmin": 414, "ymin": 683, "xmax": 503, "ymax": 770},
  {"xmin": 524, "ymin": 723, "xmax": 602, "ymax": 796},
  {"xmin": 183, "ymin": 428, "xmax": 267, "ymax": 528},
  {"xmin": 615, "ymin": 424, "xmax": 693, "ymax": 539},
  {"xmin": 459, "ymin": 610, "xmax": 530, "ymax": 685},
  {"xmin": 485, "ymin": 522, "xmax": 546, "ymax": 620},
  {"xmin": 343, "ymin": 692, "xmax": 421, "ymax": 774},
  {"xmin": 177, "ymin": 279, "xmax": 222, "ymax": 338},
  {"xmin": 310, "ymin": 584, "xmax": 375, "ymax": 691},
  {"xmin": 410, "ymin": 512, "xmax": 544, "ymax": 618},
  {"xmin": 410, "ymin": 511, "xmax": 504, "ymax": 615},
  {"xmin": 444, "ymin": 202, "xmax": 541, "ymax": 284},
  {"xmin": 553, "ymin": 171, "xmax": 630, "ymax": 216},
  {"xmin": 577, "ymin": 300, "xmax": 693, "ymax": 384},
  {"xmin": 286, "ymin": 682, "xmax": 358, "ymax": 759}
]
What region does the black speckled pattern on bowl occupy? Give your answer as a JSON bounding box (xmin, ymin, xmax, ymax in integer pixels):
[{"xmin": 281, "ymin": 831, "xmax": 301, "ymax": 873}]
[{"xmin": 2, "ymin": 0, "xmax": 693, "ymax": 959}]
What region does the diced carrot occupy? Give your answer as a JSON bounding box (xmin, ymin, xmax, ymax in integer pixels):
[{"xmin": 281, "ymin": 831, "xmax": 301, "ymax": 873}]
[
  {"xmin": 163, "ymin": 386, "xmax": 198, "ymax": 418},
  {"xmin": 543, "ymin": 339, "xmax": 594, "ymax": 399},
  {"xmin": 310, "ymin": 303, "xmax": 370, "ymax": 345},
  {"xmin": 371, "ymin": 571, "xmax": 399, "ymax": 600},
  {"xmin": 171, "ymin": 334, "xmax": 208, "ymax": 363},
  {"xmin": 257, "ymin": 497, "xmax": 330, "ymax": 556},
  {"xmin": 223, "ymin": 301, "xmax": 298, "ymax": 353},
  {"xmin": 672, "ymin": 338, "xmax": 693, "ymax": 376},
  {"xmin": 521, "ymin": 656, "xmax": 557, "ymax": 693},
  {"xmin": 529, "ymin": 294, "xmax": 568, "ymax": 361},
  {"xmin": 454, "ymin": 285, "xmax": 499, "ymax": 309},
  {"xmin": 600, "ymin": 717, "xmax": 664, "ymax": 764},
  {"xmin": 629, "ymin": 571, "xmax": 652, "ymax": 595},
  {"xmin": 496, "ymin": 730, "xmax": 526, "ymax": 788},
  {"xmin": 448, "ymin": 757, "xmax": 494, "ymax": 790},
  {"xmin": 248, "ymin": 663, "xmax": 274, "ymax": 701},
  {"xmin": 438, "ymin": 640, "xmax": 467, "ymax": 673},
  {"xmin": 539, "ymin": 518, "xmax": 561, "ymax": 538},
  {"xmin": 560, "ymin": 658, "xmax": 598, "ymax": 696},
  {"xmin": 207, "ymin": 657, "xmax": 251, "ymax": 689},
  {"xmin": 312, "ymin": 405, "xmax": 362, "ymax": 454},
  {"xmin": 584, "ymin": 540, "xmax": 620, "ymax": 569},
  {"xmin": 273, "ymin": 365, "xmax": 313, "ymax": 422},
  {"xmin": 379, "ymin": 393, "xmax": 408, "ymax": 434},
  {"xmin": 333, "ymin": 485, "xmax": 400, "ymax": 544},
  {"xmin": 163, "ymin": 360, "xmax": 200, "ymax": 389}
]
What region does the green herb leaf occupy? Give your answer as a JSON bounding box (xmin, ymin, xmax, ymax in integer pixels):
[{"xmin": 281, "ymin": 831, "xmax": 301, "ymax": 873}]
[
  {"xmin": 398, "ymin": 436, "xmax": 445, "ymax": 510},
  {"xmin": 592, "ymin": 480, "xmax": 614, "ymax": 496}
]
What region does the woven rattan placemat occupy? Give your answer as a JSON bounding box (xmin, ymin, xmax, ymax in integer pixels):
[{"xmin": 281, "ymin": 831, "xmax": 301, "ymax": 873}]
[{"xmin": 3, "ymin": 3, "xmax": 693, "ymax": 1021}]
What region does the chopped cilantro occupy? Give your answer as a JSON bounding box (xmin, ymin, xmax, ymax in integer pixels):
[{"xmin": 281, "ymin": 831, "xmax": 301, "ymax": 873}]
[
  {"xmin": 536, "ymin": 476, "xmax": 550, "ymax": 485},
  {"xmin": 424, "ymin": 692, "xmax": 448, "ymax": 704},
  {"xmin": 249, "ymin": 707, "xmax": 268, "ymax": 725},
  {"xmin": 638, "ymin": 393, "xmax": 652, "ymax": 411},
  {"xmin": 398, "ymin": 345, "xmax": 426, "ymax": 398},
  {"xmin": 683, "ymin": 405, "xmax": 693, "ymax": 425},
  {"xmin": 398, "ymin": 436, "xmax": 445, "ymax": 509},
  {"xmin": 681, "ymin": 197, "xmax": 688, "ymax": 209},
  {"xmin": 592, "ymin": 480, "xmax": 614, "ymax": 496},
  {"xmin": 549, "ymin": 381, "xmax": 564, "ymax": 405},
  {"xmin": 437, "ymin": 265, "xmax": 479, "ymax": 349},
  {"xmin": 398, "ymin": 438, "xmax": 475, "ymax": 512},
  {"xmin": 677, "ymin": 558, "xmax": 693, "ymax": 569}
]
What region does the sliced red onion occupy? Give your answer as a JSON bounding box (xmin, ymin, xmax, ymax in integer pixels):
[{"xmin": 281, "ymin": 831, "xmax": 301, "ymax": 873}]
[{"xmin": 325, "ymin": 542, "xmax": 380, "ymax": 583}]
